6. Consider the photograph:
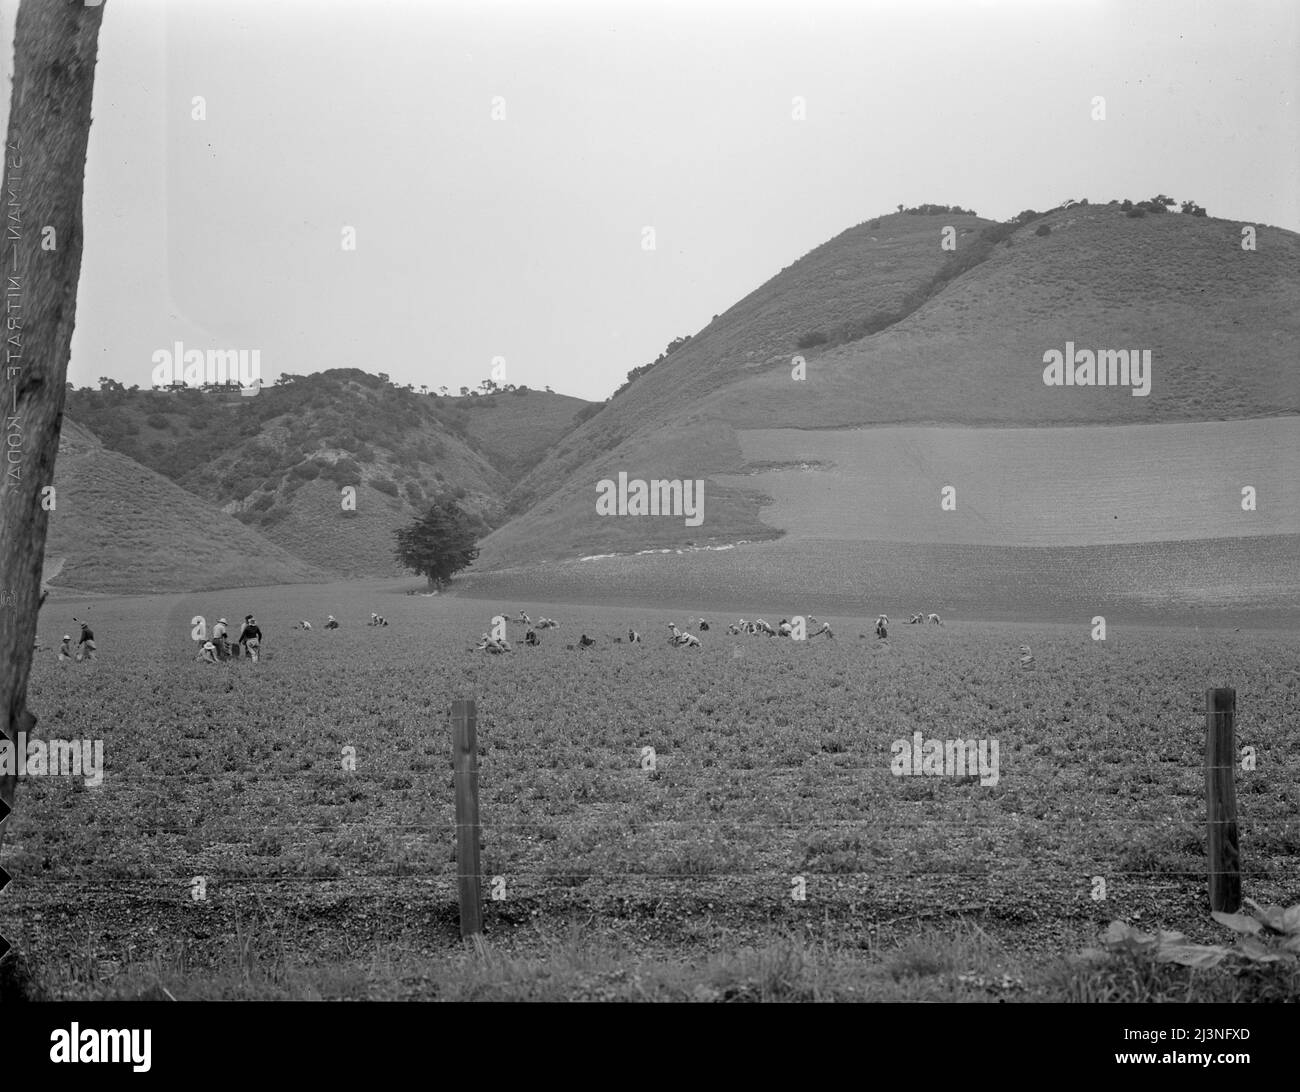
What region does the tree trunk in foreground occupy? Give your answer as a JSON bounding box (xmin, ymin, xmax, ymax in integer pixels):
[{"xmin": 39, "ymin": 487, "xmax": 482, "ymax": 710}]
[{"xmin": 0, "ymin": 0, "xmax": 106, "ymax": 971}]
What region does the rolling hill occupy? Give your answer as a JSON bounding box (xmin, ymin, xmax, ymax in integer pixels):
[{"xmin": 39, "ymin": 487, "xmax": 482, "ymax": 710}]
[
  {"xmin": 50, "ymin": 200, "xmax": 1299, "ymax": 616},
  {"xmin": 44, "ymin": 418, "xmax": 331, "ymax": 594},
  {"xmin": 476, "ymin": 203, "xmax": 1300, "ymax": 572},
  {"xmin": 64, "ymin": 373, "xmax": 594, "ymax": 578}
]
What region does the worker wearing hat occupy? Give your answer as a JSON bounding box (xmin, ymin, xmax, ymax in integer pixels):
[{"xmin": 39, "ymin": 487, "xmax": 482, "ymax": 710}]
[
  {"xmin": 239, "ymin": 615, "xmax": 263, "ymax": 661},
  {"xmin": 212, "ymin": 616, "xmax": 230, "ymax": 658}
]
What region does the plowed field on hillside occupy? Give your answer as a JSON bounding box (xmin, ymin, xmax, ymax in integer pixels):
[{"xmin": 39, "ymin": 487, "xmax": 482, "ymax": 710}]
[{"xmin": 717, "ymin": 417, "xmax": 1300, "ymax": 546}]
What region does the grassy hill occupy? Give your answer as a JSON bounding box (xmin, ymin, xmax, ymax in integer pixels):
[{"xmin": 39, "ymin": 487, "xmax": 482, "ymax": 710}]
[
  {"xmin": 45, "ymin": 418, "xmax": 330, "ymax": 594},
  {"xmin": 479, "ymin": 203, "xmax": 1300, "ymax": 569},
  {"xmin": 453, "ymin": 388, "xmax": 592, "ymax": 487},
  {"xmin": 65, "ymin": 371, "xmax": 593, "ymax": 578},
  {"xmin": 51, "ymin": 200, "xmax": 1298, "ymax": 615}
]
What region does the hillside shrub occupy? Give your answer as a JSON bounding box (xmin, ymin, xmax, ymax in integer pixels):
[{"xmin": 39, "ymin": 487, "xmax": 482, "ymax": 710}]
[
  {"xmin": 982, "ymin": 221, "xmax": 1019, "ymax": 245},
  {"xmin": 796, "ymin": 331, "xmax": 828, "ymax": 350},
  {"xmin": 1035, "ymin": 224, "xmax": 1051, "ymax": 237},
  {"xmin": 611, "ymin": 334, "xmax": 694, "ymax": 399},
  {"xmin": 250, "ymin": 492, "xmax": 275, "ymax": 511},
  {"xmin": 575, "ymin": 403, "xmax": 602, "ymax": 424},
  {"xmin": 146, "ymin": 413, "xmax": 169, "ymax": 429},
  {"xmin": 869, "ymin": 219, "xmax": 881, "ymax": 228},
  {"xmin": 1126, "ymin": 208, "xmax": 1146, "ymax": 218},
  {"xmin": 404, "ymin": 481, "xmax": 424, "ymax": 505},
  {"xmin": 819, "ymin": 213, "xmax": 1028, "ymax": 350},
  {"xmin": 290, "ymin": 461, "xmax": 320, "ymax": 480},
  {"xmin": 371, "ymin": 478, "xmax": 399, "ymax": 498}
]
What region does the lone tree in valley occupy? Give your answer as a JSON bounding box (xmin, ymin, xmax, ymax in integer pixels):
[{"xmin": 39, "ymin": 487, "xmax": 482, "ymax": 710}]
[{"xmin": 394, "ymin": 498, "xmax": 481, "ymax": 590}]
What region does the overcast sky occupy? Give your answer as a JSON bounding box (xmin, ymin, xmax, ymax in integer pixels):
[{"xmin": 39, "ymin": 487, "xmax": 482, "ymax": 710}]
[{"xmin": 3, "ymin": 0, "xmax": 1297, "ymax": 401}]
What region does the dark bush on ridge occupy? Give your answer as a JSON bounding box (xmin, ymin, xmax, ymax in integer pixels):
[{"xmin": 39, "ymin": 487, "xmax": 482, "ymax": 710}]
[{"xmin": 901, "ymin": 203, "xmax": 979, "ymax": 216}]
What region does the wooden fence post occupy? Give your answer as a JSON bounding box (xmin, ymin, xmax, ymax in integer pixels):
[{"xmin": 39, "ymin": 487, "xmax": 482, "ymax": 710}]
[
  {"xmin": 1205, "ymin": 687, "xmax": 1241, "ymax": 913},
  {"xmin": 451, "ymin": 699, "xmax": 483, "ymax": 938}
]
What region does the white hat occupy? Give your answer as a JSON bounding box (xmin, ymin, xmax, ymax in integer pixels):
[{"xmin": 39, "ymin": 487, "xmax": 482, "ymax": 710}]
[
  {"xmin": 203, "ymin": 641, "xmax": 215, "ymax": 649},
  {"xmin": 218, "ymin": 618, "xmax": 227, "ymax": 624},
  {"xmin": 62, "ymin": 634, "xmax": 71, "ymax": 640}
]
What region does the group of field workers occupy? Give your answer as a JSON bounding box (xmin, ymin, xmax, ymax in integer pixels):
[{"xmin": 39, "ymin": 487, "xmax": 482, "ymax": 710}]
[
  {"xmin": 726, "ymin": 616, "xmax": 835, "ymax": 639},
  {"xmin": 291, "ymin": 612, "xmax": 387, "ymax": 630},
  {"xmin": 475, "ymin": 612, "xmax": 842, "ymax": 652},
  {"xmin": 194, "ymin": 610, "xmax": 396, "ymax": 662},
  {"xmin": 196, "ymin": 615, "xmax": 262, "ymax": 663},
  {"xmin": 54, "ymin": 620, "xmax": 97, "ymax": 662}
]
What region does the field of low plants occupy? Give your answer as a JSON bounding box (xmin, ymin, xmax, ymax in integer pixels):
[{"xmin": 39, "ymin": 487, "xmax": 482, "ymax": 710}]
[{"xmin": 4, "ymin": 582, "xmax": 1298, "ymax": 1000}]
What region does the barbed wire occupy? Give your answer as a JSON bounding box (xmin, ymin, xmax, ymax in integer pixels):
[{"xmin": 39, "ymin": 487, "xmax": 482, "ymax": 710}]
[
  {"xmin": 20, "ymin": 757, "xmax": 1300, "ymax": 781},
  {"xmin": 10, "ymin": 815, "xmax": 1300, "ymax": 834},
  {"xmin": 5, "ymin": 868, "xmax": 1298, "ymax": 887}
]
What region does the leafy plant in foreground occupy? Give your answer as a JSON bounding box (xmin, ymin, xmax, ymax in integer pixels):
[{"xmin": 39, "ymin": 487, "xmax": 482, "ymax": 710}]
[{"xmin": 1086, "ymin": 898, "xmax": 1300, "ymax": 968}]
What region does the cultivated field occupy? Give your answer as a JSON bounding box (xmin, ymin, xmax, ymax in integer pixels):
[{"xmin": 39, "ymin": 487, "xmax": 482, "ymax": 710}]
[
  {"xmin": 718, "ymin": 417, "xmax": 1300, "ymax": 546},
  {"xmin": 465, "ymin": 535, "xmax": 1300, "ymax": 625},
  {"xmin": 4, "ymin": 582, "xmax": 1298, "ymax": 1000}
]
